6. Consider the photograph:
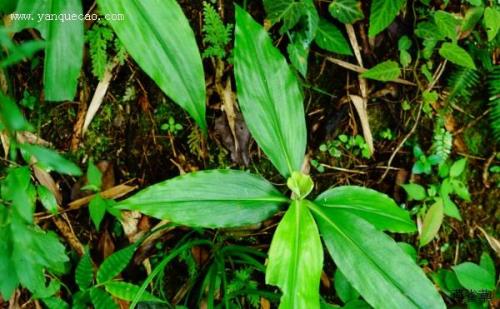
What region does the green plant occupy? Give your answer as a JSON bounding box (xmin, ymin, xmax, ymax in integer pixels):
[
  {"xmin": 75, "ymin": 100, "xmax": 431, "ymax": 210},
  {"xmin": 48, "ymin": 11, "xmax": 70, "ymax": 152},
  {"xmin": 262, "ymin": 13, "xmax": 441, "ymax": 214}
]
[
  {"xmin": 72, "ymin": 246, "xmax": 164, "ymax": 308},
  {"xmin": 109, "ymin": 7, "xmax": 446, "ymax": 308},
  {"xmin": 263, "ymin": 0, "xmax": 351, "ymax": 76},
  {"xmin": 201, "ymin": 1, "xmax": 233, "ymax": 59},
  {"xmin": 320, "ymin": 134, "xmax": 371, "ymax": 159},
  {"xmin": 411, "ymin": 121, "xmax": 453, "ymax": 177},
  {"xmin": 161, "ymin": 116, "xmax": 183, "ymax": 135},
  {"xmin": 86, "ymin": 20, "xmax": 126, "ymax": 79},
  {"xmin": 0, "ymin": 93, "xmax": 82, "ymax": 304},
  {"xmin": 432, "ymin": 252, "xmax": 496, "ymax": 307},
  {"xmin": 379, "ymin": 127, "xmax": 395, "ymax": 141},
  {"xmin": 403, "ymin": 158, "xmax": 470, "ymax": 246}
]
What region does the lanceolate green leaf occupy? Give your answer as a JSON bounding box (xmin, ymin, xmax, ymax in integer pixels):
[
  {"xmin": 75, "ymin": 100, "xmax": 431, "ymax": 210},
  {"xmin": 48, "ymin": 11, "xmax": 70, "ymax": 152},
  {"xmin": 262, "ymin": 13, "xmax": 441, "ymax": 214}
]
[
  {"xmin": 75, "ymin": 252, "xmax": 94, "ymax": 290},
  {"xmin": 20, "ymin": 144, "xmax": 82, "ymax": 176},
  {"xmin": 14, "ymin": 0, "xmax": 84, "ymax": 101},
  {"xmin": 368, "ymin": 0, "xmax": 406, "ymax": 37},
  {"xmin": 314, "ymin": 19, "xmax": 352, "ymax": 55},
  {"xmin": 105, "ymin": 282, "xmax": 163, "ymax": 303},
  {"xmin": 116, "ymin": 170, "xmax": 287, "ymax": 228},
  {"xmin": 97, "ymin": 0, "xmax": 207, "ymax": 133},
  {"xmin": 97, "ymin": 245, "xmax": 136, "ymax": 284},
  {"xmin": 420, "ymin": 200, "xmax": 444, "ymax": 246},
  {"xmin": 234, "ymin": 6, "xmax": 306, "ymax": 177},
  {"xmin": 315, "ymin": 186, "xmax": 416, "ymax": 233},
  {"xmin": 310, "ymin": 203, "xmax": 446, "ymax": 309},
  {"xmin": 266, "ymin": 200, "xmax": 323, "ymax": 309},
  {"xmin": 438, "ymin": 42, "xmax": 476, "ymax": 69}
]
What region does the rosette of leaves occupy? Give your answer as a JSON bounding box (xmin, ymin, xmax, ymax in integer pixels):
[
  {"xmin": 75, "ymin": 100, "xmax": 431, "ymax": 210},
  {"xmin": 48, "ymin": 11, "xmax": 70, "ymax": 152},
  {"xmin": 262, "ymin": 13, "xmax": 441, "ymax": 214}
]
[{"xmin": 111, "ymin": 6, "xmax": 446, "ymax": 309}]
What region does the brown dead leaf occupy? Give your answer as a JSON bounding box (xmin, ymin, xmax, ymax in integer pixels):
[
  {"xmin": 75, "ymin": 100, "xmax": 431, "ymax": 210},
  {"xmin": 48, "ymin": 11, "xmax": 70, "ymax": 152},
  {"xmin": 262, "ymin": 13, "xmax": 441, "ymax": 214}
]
[
  {"xmin": 82, "ymin": 63, "xmax": 116, "ymax": 135},
  {"xmin": 320, "ymin": 271, "xmax": 331, "ymax": 289},
  {"xmin": 349, "ymin": 95, "xmax": 374, "ymax": 155},
  {"xmin": 260, "ymin": 298, "xmax": 271, "ymax": 309},
  {"xmin": 477, "ymin": 226, "xmax": 500, "ymax": 257},
  {"xmin": 214, "ymin": 111, "xmax": 250, "ymax": 166},
  {"xmin": 98, "ymin": 228, "xmax": 115, "ymax": 260}
]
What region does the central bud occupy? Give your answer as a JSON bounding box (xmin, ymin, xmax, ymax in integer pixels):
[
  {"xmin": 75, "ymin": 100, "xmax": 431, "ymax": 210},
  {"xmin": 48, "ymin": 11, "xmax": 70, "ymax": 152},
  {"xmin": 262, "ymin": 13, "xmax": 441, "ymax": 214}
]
[{"xmin": 287, "ymin": 171, "xmax": 314, "ymax": 200}]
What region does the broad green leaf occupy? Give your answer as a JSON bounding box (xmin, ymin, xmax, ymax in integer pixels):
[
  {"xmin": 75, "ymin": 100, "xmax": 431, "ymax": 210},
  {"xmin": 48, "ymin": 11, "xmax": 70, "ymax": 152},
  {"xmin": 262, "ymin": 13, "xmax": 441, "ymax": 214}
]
[
  {"xmin": 90, "ymin": 288, "xmax": 119, "ymax": 309},
  {"xmin": 434, "ymin": 11, "xmax": 461, "ymax": 41},
  {"xmin": 314, "ymin": 19, "xmax": 352, "ymax": 55},
  {"xmin": 89, "ymin": 194, "xmax": 107, "ymax": 230},
  {"xmin": 37, "ymin": 185, "xmax": 58, "ymax": 214},
  {"xmin": 234, "ymin": 6, "xmax": 307, "ymax": 178},
  {"xmin": 97, "ymin": 245, "xmax": 136, "ymax": 284},
  {"xmin": 84, "ymin": 159, "xmax": 102, "ymax": 192},
  {"xmin": 104, "ymin": 281, "xmax": 163, "ymax": 302},
  {"xmin": 116, "ymin": 170, "xmax": 286, "ymax": 228},
  {"xmin": 441, "ymin": 193, "xmax": 462, "ymax": 220},
  {"xmin": 438, "ymin": 42, "xmax": 476, "ymax": 69},
  {"xmin": 311, "ymin": 204, "xmax": 446, "ymax": 309},
  {"xmin": 315, "ymin": 186, "xmax": 416, "ymax": 233},
  {"xmin": 401, "ymin": 183, "xmax": 427, "ymax": 201},
  {"xmin": 452, "ymin": 262, "xmax": 495, "ymax": 291},
  {"xmin": 420, "ymin": 200, "xmax": 444, "ymax": 246},
  {"xmin": 20, "ymin": 144, "xmax": 82, "ymax": 176},
  {"xmin": 328, "ymin": 0, "xmax": 364, "ymax": 24},
  {"xmin": 97, "ymin": 0, "xmax": 207, "ymax": 133},
  {"xmin": 3, "ymin": 167, "xmax": 35, "ymax": 223},
  {"xmin": 75, "ymin": 252, "xmax": 94, "ymax": 290},
  {"xmin": 361, "ymin": 60, "xmax": 401, "ymax": 82},
  {"xmin": 266, "ymin": 200, "xmax": 323, "ymax": 309},
  {"xmin": 14, "ymin": 0, "xmax": 84, "ymax": 101},
  {"xmin": 450, "ymin": 158, "xmax": 467, "ymax": 177},
  {"xmin": 263, "ymin": 0, "xmax": 310, "ymax": 33},
  {"xmin": 368, "ymin": 0, "xmax": 406, "ymax": 37},
  {"xmin": 334, "ymin": 269, "xmax": 359, "ymax": 303},
  {"xmin": 484, "ymin": 7, "xmax": 500, "ymax": 41}
]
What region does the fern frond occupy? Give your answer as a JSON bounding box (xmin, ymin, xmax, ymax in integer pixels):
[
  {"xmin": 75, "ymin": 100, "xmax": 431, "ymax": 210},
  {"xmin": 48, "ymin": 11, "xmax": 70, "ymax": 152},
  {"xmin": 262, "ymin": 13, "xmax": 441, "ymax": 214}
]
[
  {"xmin": 488, "ymin": 66, "xmax": 500, "ymax": 143},
  {"xmin": 431, "ymin": 121, "xmax": 452, "ymax": 163},
  {"xmin": 86, "ymin": 21, "xmax": 114, "ymax": 79},
  {"xmin": 446, "ymin": 67, "xmax": 480, "ymax": 103},
  {"xmin": 188, "ymin": 127, "xmax": 203, "ymax": 159},
  {"xmin": 202, "ymin": 1, "xmax": 233, "ymax": 59}
]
